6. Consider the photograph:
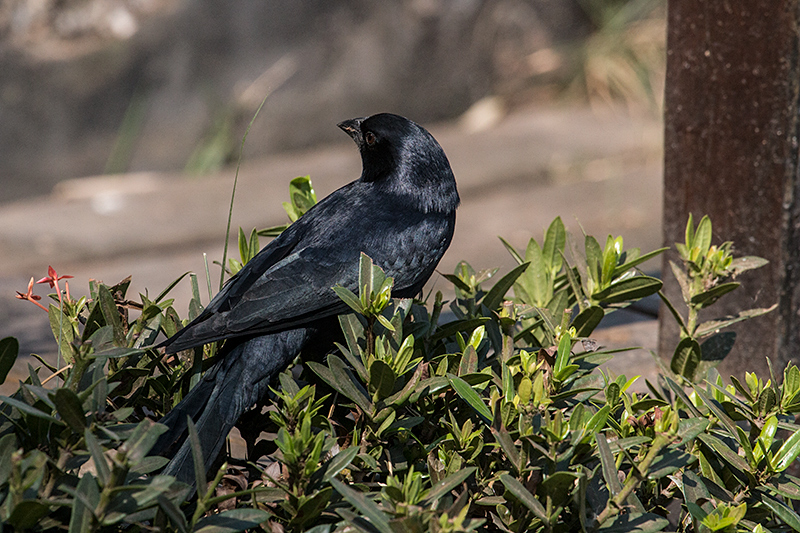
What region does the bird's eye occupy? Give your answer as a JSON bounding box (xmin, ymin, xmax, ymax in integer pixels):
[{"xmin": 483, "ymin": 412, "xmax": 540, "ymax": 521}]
[{"xmin": 365, "ymin": 131, "xmax": 377, "ymax": 146}]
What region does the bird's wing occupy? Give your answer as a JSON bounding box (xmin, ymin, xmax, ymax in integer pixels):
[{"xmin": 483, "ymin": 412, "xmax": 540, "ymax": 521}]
[
  {"xmin": 161, "ymin": 189, "xmax": 366, "ymax": 351},
  {"xmin": 162, "ymin": 183, "xmax": 453, "ymax": 353}
]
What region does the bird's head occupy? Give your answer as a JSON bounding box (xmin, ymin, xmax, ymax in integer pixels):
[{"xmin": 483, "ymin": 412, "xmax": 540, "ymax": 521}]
[{"xmin": 338, "ymin": 113, "xmax": 459, "ymax": 213}]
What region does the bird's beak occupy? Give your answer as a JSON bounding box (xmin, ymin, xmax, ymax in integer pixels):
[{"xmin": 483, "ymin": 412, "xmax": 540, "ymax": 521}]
[{"xmin": 337, "ymin": 117, "xmax": 366, "ymax": 146}]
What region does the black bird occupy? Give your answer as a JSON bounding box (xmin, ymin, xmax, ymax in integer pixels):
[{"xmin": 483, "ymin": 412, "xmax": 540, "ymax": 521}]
[{"xmin": 152, "ymin": 113, "xmax": 459, "ymax": 483}]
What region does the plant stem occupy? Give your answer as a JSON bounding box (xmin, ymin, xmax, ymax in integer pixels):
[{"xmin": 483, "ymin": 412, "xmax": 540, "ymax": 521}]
[{"xmin": 592, "ymin": 434, "xmax": 670, "ymax": 529}]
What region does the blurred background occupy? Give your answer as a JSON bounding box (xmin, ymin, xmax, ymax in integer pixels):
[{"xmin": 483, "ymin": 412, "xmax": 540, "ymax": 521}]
[{"xmin": 0, "ymin": 0, "xmax": 666, "ymax": 387}]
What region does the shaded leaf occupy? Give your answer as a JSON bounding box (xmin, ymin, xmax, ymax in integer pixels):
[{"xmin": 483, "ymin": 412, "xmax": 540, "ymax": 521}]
[
  {"xmin": 760, "ymin": 493, "xmax": 800, "ymax": 531},
  {"xmin": 333, "ymin": 285, "xmax": 364, "ymax": 314},
  {"xmin": 84, "ymin": 429, "xmax": 110, "ymax": 486},
  {"xmin": 500, "ymin": 474, "xmax": 547, "ymax": 522},
  {"xmin": 700, "ymin": 332, "xmax": 736, "ymax": 362},
  {"xmin": 68, "ymin": 473, "xmax": 100, "ymax": 533},
  {"xmin": 592, "ymin": 276, "xmax": 662, "ymax": 305},
  {"xmin": 54, "ymin": 388, "xmax": 86, "ymax": 433},
  {"xmin": 695, "ymin": 304, "xmax": 777, "ymax": 338},
  {"xmin": 772, "ymin": 426, "xmax": 800, "ymax": 472},
  {"xmin": 369, "ymin": 360, "xmax": 395, "ymax": 399},
  {"xmin": 572, "ymin": 306, "xmax": 604, "ymax": 337},
  {"xmin": 671, "ymin": 337, "xmax": 701, "ymax": 381},
  {"xmin": 424, "ymin": 467, "xmax": 476, "ymax": 503},
  {"xmin": 596, "ymin": 433, "xmax": 622, "ymax": 495},
  {"xmin": 613, "ymin": 247, "xmax": 669, "ymax": 277},
  {"xmin": 331, "ymin": 479, "xmax": 392, "ymax": 533},
  {"xmin": 322, "ymin": 446, "xmax": 359, "ymax": 483},
  {"xmin": 728, "ymin": 255, "xmax": 769, "ymax": 276},
  {"xmin": 482, "ymin": 262, "xmax": 530, "ymax": 311},
  {"xmin": 0, "ymin": 337, "xmax": 19, "ymax": 385},
  {"xmin": 0, "ymin": 395, "xmax": 61, "ymax": 424},
  {"xmin": 498, "ymin": 236, "xmax": 525, "ymax": 265},
  {"xmin": 448, "ymin": 374, "xmax": 492, "ymax": 424},
  {"xmin": 598, "ymin": 512, "xmax": 669, "ymax": 532},
  {"xmin": 8, "ymin": 500, "xmax": 50, "ymax": 530},
  {"xmin": 691, "ymin": 282, "xmax": 740, "ymax": 308},
  {"xmin": 194, "ymin": 509, "xmax": 271, "ymax": 533}
]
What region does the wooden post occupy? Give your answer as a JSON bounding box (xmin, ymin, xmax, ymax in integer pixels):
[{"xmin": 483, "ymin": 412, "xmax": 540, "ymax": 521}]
[{"xmin": 660, "ymin": 1, "xmax": 800, "ymax": 379}]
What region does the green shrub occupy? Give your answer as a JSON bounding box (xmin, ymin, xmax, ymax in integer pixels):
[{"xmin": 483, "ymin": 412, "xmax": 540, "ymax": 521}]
[{"xmin": 1, "ymin": 178, "xmax": 793, "ymax": 533}]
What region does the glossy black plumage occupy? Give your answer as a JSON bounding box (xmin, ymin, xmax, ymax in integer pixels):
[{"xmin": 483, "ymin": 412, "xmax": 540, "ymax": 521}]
[{"xmin": 152, "ymin": 113, "xmax": 459, "ymax": 483}]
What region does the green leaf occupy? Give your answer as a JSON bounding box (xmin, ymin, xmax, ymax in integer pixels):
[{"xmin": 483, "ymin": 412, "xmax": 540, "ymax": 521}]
[
  {"xmin": 543, "ymin": 216, "xmax": 566, "ymax": 275},
  {"xmin": 0, "ymin": 395, "xmax": 61, "ymax": 424},
  {"xmin": 691, "ymin": 282, "xmax": 740, "ymax": 308},
  {"xmin": 676, "ymin": 418, "xmax": 708, "ymax": 445},
  {"xmin": 121, "ymin": 418, "xmax": 168, "ymax": 466},
  {"xmin": 369, "ymin": 360, "xmax": 396, "ymax": 400},
  {"xmin": 54, "ymin": 388, "xmax": 86, "ymax": 432},
  {"xmin": 430, "ymin": 317, "xmax": 490, "ymax": 343},
  {"xmin": 248, "ymin": 228, "xmax": 260, "ymax": 262},
  {"xmin": 592, "ymin": 276, "xmax": 662, "ymax": 304},
  {"xmin": 491, "ymin": 427, "xmax": 521, "ymax": 474},
  {"xmin": 695, "ymin": 304, "xmax": 777, "ymax": 338},
  {"xmin": 482, "ymin": 262, "xmax": 530, "ymax": 311},
  {"xmin": 693, "ymin": 387, "xmax": 739, "ymax": 439},
  {"xmin": 596, "ymin": 433, "xmax": 622, "ymax": 495},
  {"xmin": 424, "ymin": 467, "xmax": 477, "ymax": 503},
  {"xmin": 663, "ymin": 376, "xmax": 703, "ymax": 417},
  {"xmin": 694, "ymin": 215, "xmax": 712, "ymax": 256},
  {"xmin": 525, "ymin": 239, "xmax": 550, "ymax": 306},
  {"xmin": 500, "ymin": 474, "xmax": 547, "ymax": 522},
  {"xmin": 554, "ymin": 332, "xmax": 572, "ymax": 378},
  {"xmin": 669, "ymin": 260, "xmax": 692, "ymax": 304},
  {"xmin": 459, "ymin": 345, "xmax": 479, "ymax": 376},
  {"xmin": 728, "ymin": 255, "xmax": 769, "ymax": 276},
  {"xmin": 194, "ymin": 509, "xmax": 271, "ymax": 533},
  {"xmin": 0, "ymin": 434, "xmax": 16, "ymax": 484},
  {"xmin": 7, "ymin": 500, "xmax": 51, "ymax": 530},
  {"xmin": 499, "ymin": 236, "xmax": 525, "ymax": 265},
  {"xmin": 333, "ymin": 285, "xmax": 364, "ymax": 314},
  {"xmin": 601, "ymin": 235, "xmax": 620, "ymax": 287},
  {"xmin": 585, "ymin": 235, "xmax": 603, "ymax": 285},
  {"xmin": 68, "ymin": 473, "xmax": 100, "ymax": 533},
  {"xmin": 322, "ymin": 446, "xmax": 359, "ymax": 483},
  {"xmin": 598, "ymin": 513, "xmax": 669, "ymax": 532},
  {"xmin": 285, "ymin": 175, "xmax": 317, "ymax": 220},
  {"xmin": 697, "ymin": 433, "xmax": 750, "ymax": 481},
  {"xmin": 684, "ymin": 213, "xmax": 695, "ymax": 249},
  {"xmin": 648, "ymin": 448, "xmax": 694, "ymax": 479},
  {"xmin": 540, "ymin": 471, "xmax": 579, "ymax": 510},
  {"xmin": 613, "ymin": 247, "xmax": 669, "ymax": 277},
  {"xmin": 48, "ymin": 304, "xmax": 76, "ymax": 362},
  {"xmin": 671, "ymin": 337, "xmax": 701, "ymax": 381},
  {"xmin": 572, "ymin": 306, "xmax": 604, "ymax": 337},
  {"xmin": 331, "ymin": 479, "xmax": 393, "ymax": 533},
  {"xmin": 157, "ymin": 495, "xmax": 189, "ymax": 533},
  {"xmin": 84, "ymin": 429, "xmax": 110, "ymax": 485},
  {"xmin": 97, "ymin": 284, "xmax": 124, "ymax": 346},
  {"xmin": 772, "ymin": 426, "xmax": 800, "ymax": 472},
  {"xmin": 308, "ymin": 355, "xmax": 372, "ymax": 414},
  {"xmin": 448, "ymin": 374, "xmax": 492, "ymax": 424},
  {"xmin": 0, "ymin": 337, "xmax": 19, "ymax": 385},
  {"xmin": 237, "ymin": 227, "xmax": 248, "ymax": 264},
  {"xmin": 760, "ymin": 493, "xmax": 800, "ymax": 531},
  {"xmin": 585, "ymin": 404, "xmax": 611, "ymax": 435},
  {"xmin": 187, "ymin": 417, "xmax": 207, "ymax": 495}
]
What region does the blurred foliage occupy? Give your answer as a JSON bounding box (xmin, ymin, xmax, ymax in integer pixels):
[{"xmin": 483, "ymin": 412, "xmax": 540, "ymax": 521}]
[
  {"xmin": 568, "ymin": 0, "xmax": 666, "ymax": 111},
  {"xmin": 2, "ymin": 178, "xmax": 790, "ymax": 532}
]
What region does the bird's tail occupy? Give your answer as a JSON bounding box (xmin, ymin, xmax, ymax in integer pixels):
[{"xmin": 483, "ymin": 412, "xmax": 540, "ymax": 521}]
[{"xmin": 150, "ymin": 330, "xmax": 310, "ymax": 485}]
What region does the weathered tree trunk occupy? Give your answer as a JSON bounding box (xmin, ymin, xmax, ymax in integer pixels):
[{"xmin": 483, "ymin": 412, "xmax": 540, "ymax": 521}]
[{"xmin": 660, "ymin": 1, "xmax": 800, "ymax": 379}]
